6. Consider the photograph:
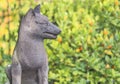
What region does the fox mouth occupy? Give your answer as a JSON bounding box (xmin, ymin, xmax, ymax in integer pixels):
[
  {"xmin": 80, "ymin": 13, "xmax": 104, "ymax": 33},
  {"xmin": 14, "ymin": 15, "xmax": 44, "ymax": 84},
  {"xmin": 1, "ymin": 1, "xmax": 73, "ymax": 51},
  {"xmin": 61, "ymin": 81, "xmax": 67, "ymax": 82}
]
[{"xmin": 43, "ymin": 32, "xmax": 58, "ymax": 38}]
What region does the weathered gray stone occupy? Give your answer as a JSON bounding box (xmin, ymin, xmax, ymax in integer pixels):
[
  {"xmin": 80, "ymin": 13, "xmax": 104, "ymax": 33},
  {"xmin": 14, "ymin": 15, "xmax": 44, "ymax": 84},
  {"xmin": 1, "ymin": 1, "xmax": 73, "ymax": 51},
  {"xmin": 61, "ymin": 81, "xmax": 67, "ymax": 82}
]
[{"xmin": 5, "ymin": 4, "xmax": 61, "ymax": 84}]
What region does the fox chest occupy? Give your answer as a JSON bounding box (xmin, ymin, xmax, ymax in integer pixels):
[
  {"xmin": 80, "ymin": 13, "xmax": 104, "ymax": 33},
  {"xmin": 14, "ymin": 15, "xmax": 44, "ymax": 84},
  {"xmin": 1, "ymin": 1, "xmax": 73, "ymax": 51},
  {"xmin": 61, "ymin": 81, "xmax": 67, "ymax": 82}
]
[
  {"xmin": 17, "ymin": 42, "xmax": 48, "ymax": 69},
  {"xmin": 19, "ymin": 51, "xmax": 48, "ymax": 70}
]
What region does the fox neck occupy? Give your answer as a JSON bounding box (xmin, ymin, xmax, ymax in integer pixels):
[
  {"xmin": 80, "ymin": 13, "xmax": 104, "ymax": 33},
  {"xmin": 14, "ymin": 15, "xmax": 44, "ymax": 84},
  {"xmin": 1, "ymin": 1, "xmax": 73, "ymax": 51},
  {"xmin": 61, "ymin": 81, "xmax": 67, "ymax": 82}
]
[{"xmin": 18, "ymin": 34, "xmax": 44, "ymax": 48}]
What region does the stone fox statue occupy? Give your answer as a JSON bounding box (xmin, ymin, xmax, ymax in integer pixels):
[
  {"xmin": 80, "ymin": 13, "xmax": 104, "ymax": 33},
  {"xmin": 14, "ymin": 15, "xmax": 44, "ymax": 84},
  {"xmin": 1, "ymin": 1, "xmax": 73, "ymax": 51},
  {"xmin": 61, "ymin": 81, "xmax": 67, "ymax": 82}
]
[{"xmin": 5, "ymin": 4, "xmax": 61, "ymax": 84}]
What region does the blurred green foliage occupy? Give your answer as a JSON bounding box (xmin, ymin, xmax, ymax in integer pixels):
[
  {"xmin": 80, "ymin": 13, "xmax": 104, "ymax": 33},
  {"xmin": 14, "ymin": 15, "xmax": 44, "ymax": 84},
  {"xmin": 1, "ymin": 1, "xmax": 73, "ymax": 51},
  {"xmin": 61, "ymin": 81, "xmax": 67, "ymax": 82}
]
[{"xmin": 0, "ymin": 0, "xmax": 120, "ymax": 84}]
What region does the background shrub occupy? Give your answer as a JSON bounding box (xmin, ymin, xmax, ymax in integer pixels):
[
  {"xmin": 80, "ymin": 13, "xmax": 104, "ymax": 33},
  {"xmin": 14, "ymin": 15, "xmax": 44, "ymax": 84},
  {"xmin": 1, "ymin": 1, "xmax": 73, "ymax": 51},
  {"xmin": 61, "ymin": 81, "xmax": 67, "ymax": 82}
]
[{"xmin": 0, "ymin": 0, "xmax": 120, "ymax": 84}]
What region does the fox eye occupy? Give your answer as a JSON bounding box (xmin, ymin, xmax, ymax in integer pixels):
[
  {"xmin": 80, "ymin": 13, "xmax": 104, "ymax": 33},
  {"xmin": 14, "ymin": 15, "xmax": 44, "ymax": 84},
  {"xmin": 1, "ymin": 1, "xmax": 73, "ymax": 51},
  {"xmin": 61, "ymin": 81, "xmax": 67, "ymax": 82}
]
[
  {"xmin": 35, "ymin": 21, "xmax": 42, "ymax": 24},
  {"xmin": 35, "ymin": 21, "xmax": 49, "ymax": 26}
]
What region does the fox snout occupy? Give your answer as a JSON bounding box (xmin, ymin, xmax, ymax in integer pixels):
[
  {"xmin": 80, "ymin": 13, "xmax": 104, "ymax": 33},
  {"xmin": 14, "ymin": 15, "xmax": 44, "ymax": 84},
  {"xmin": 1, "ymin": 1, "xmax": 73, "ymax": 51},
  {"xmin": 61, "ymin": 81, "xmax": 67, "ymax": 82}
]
[
  {"xmin": 43, "ymin": 23, "xmax": 61, "ymax": 39},
  {"xmin": 57, "ymin": 29, "xmax": 61, "ymax": 35},
  {"xmin": 52, "ymin": 24, "xmax": 61, "ymax": 35}
]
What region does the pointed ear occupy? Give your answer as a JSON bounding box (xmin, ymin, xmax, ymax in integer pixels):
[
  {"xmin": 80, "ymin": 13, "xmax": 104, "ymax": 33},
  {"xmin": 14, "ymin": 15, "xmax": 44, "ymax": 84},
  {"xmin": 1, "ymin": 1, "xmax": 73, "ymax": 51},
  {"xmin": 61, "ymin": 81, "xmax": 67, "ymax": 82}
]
[
  {"xmin": 25, "ymin": 8, "xmax": 35, "ymax": 22},
  {"xmin": 33, "ymin": 4, "xmax": 40, "ymax": 13}
]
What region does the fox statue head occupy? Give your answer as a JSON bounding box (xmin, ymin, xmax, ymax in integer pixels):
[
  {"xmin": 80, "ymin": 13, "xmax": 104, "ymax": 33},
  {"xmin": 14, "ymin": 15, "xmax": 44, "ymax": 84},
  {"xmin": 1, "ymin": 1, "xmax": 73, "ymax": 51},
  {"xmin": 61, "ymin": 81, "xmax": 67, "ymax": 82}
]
[{"xmin": 19, "ymin": 4, "xmax": 61, "ymax": 40}]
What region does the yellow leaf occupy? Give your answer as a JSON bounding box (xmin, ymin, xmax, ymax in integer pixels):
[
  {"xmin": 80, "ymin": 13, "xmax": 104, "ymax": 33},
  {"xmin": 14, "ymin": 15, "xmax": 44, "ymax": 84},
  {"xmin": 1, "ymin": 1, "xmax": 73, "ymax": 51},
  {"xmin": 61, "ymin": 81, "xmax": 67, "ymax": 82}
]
[
  {"xmin": 0, "ymin": 0, "xmax": 7, "ymax": 9},
  {"xmin": 8, "ymin": 0, "xmax": 14, "ymax": 4},
  {"xmin": 115, "ymin": 0, "xmax": 119, "ymax": 6},
  {"xmin": 0, "ymin": 25, "xmax": 8, "ymax": 38},
  {"xmin": 76, "ymin": 48, "xmax": 80, "ymax": 52},
  {"xmin": 98, "ymin": 37, "xmax": 103, "ymax": 42},
  {"xmin": 0, "ymin": 11, "xmax": 3, "ymax": 17},
  {"xmin": 105, "ymin": 64, "xmax": 110, "ymax": 69},
  {"xmin": 57, "ymin": 36, "xmax": 62, "ymax": 43},
  {"xmin": 104, "ymin": 50, "xmax": 113, "ymax": 56},
  {"xmin": 89, "ymin": 29, "xmax": 93, "ymax": 33},
  {"xmin": 10, "ymin": 46, "xmax": 14, "ymax": 55},
  {"xmin": 103, "ymin": 29, "xmax": 109, "ymax": 35},
  {"xmin": 0, "ymin": 41, "xmax": 8, "ymax": 54},
  {"xmin": 10, "ymin": 22, "xmax": 15, "ymax": 31},
  {"xmin": 87, "ymin": 36, "xmax": 92, "ymax": 45},
  {"xmin": 4, "ymin": 16, "xmax": 9, "ymax": 23}
]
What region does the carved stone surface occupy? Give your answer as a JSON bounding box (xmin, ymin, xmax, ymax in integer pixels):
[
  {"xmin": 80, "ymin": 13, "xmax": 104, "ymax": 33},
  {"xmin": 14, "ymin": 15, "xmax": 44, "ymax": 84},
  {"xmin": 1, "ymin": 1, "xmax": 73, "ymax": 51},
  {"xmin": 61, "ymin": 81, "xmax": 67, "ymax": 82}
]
[{"xmin": 5, "ymin": 4, "xmax": 61, "ymax": 84}]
